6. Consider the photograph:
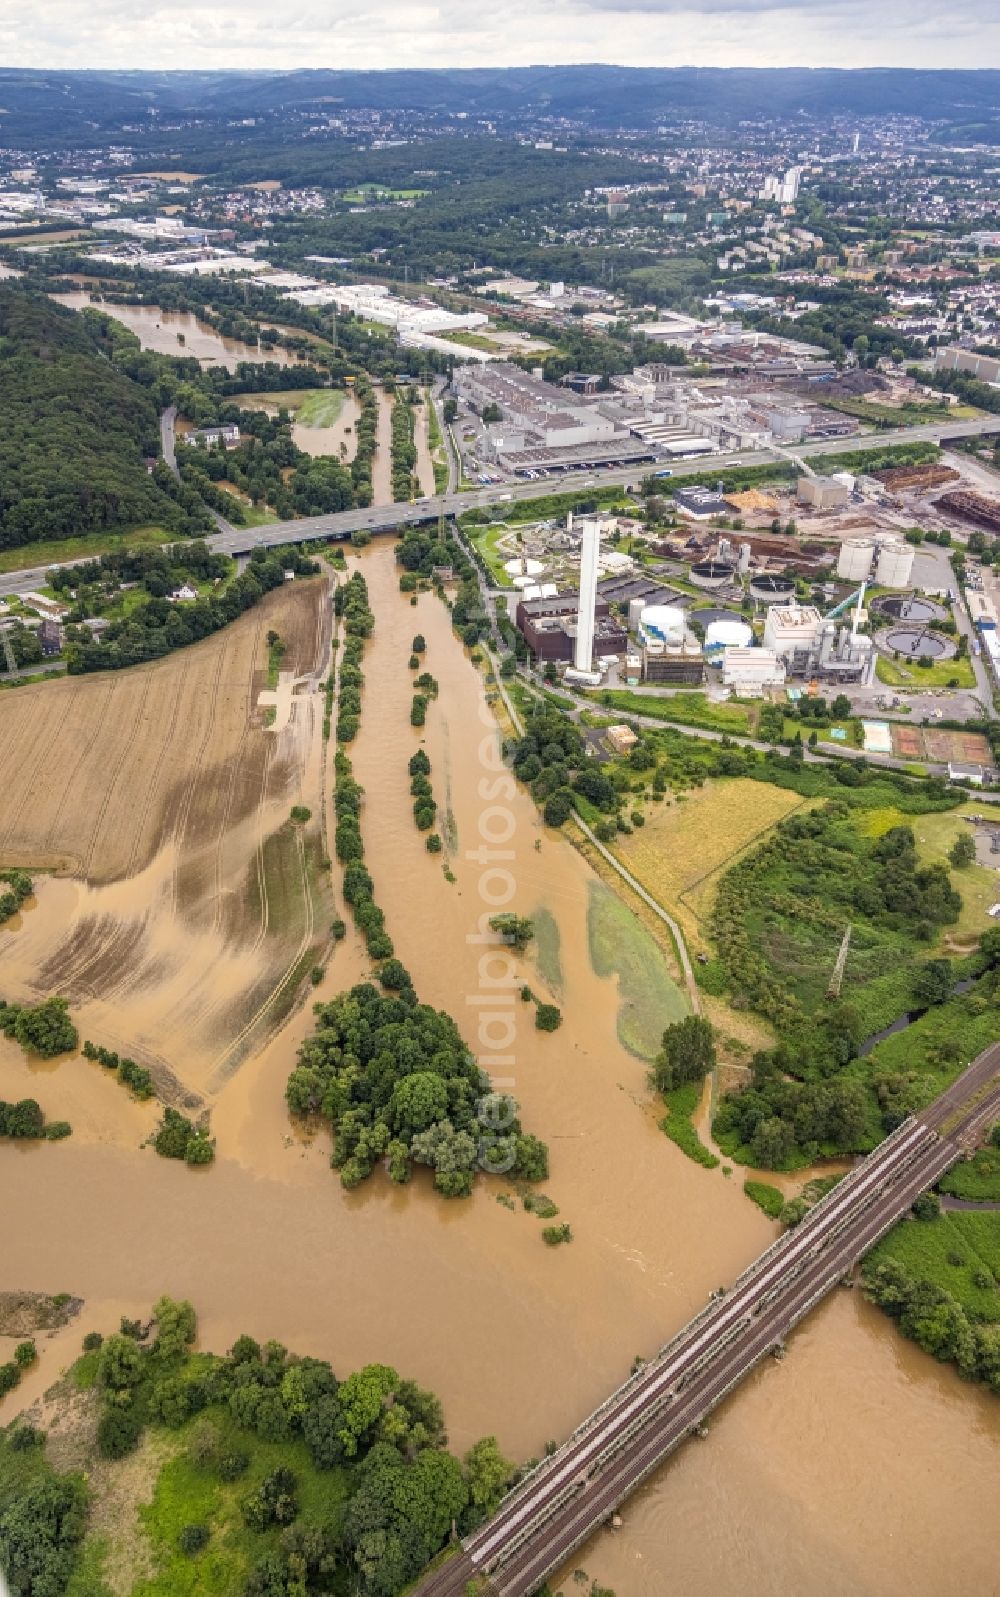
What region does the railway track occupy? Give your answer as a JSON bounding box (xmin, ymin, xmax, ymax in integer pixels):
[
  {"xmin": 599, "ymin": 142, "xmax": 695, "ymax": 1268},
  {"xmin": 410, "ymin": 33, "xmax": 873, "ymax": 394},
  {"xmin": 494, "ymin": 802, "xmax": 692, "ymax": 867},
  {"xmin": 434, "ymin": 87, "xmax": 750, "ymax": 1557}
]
[{"xmin": 411, "ymin": 1053, "xmax": 1000, "ymax": 1597}]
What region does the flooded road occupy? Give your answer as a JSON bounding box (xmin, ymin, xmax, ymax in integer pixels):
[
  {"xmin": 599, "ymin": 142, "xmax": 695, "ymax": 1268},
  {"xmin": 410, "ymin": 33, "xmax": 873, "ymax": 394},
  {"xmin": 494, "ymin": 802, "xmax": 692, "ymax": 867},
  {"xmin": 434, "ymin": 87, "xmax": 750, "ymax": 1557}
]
[
  {"xmin": 48, "ymin": 293, "xmax": 301, "ymax": 372},
  {"xmin": 373, "ymin": 388, "xmax": 395, "ymax": 505},
  {"xmin": 1, "ymin": 544, "xmax": 998, "ymax": 1595}
]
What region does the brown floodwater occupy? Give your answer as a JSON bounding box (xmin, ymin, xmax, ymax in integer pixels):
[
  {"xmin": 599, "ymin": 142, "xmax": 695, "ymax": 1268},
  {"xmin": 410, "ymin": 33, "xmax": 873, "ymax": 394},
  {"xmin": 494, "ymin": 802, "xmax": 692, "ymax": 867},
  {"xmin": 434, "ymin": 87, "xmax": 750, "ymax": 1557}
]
[
  {"xmin": 373, "ymin": 388, "xmax": 396, "ymax": 506},
  {"xmin": 292, "ymin": 392, "xmax": 361, "ymax": 462},
  {"xmin": 1, "ymin": 544, "xmax": 998, "ymax": 1596},
  {"xmin": 48, "ymin": 293, "xmax": 300, "ymax": 372}
]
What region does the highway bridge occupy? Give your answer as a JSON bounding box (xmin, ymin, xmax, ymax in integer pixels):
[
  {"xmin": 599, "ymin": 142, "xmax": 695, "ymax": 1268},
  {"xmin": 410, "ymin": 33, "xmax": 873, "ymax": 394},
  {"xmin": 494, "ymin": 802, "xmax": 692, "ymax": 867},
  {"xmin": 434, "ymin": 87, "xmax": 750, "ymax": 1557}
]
[
  {"xmin": 413, "ymin": 1047, "xmax": 1000, "ymax": 1597},
  {"xmin": 3, "ymin": 414, "xmax": 1000, "ymax": 602}
]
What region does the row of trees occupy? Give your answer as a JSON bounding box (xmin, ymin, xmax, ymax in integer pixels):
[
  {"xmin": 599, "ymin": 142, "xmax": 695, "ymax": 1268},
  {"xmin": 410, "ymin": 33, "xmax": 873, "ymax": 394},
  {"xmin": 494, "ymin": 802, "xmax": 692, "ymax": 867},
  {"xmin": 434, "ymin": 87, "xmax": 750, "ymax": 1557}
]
[
  {"xmin": 0, "ymin": 1098, "xmax": 71, "ymax": 1141},
  {"xmin": 82, "ymin": 1040, "xmax": 154, "ymax": 1101},
  {"xmin": 333, "ymin": 572, "xmax": 374, "ymax": 743},
  {"xmin": 390, "ymin": 390, "xmax": 419, "ymax": 501},
  {"xmin": 0, "ymin": 869, "xmax": 32, "ymax": 926},
  {"xmin": 408, "ymin": 747, "xmax": 439, "ymax": 841}
]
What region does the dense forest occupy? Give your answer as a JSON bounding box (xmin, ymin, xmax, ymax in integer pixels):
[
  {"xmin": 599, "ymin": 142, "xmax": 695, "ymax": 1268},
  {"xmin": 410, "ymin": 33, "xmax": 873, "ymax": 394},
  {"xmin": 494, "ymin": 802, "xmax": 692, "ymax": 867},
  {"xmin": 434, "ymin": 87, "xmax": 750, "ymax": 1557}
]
[{"xmin": 0, "ymin": 286, "xmax": 195, "ymax": 549}]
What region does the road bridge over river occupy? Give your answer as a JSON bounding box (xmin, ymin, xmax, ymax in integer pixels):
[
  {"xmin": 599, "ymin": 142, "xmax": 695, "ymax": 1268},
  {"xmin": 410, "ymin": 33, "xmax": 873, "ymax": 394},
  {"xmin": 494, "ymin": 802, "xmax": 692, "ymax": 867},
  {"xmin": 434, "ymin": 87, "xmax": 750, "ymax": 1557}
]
[
  {"xmin": 412, "ymin": 1048, "xmax": 1000, "ymax": 1597},
  {"xmin": 3, "ymin": 415, "xmax": 1000, "ymax": 603}
]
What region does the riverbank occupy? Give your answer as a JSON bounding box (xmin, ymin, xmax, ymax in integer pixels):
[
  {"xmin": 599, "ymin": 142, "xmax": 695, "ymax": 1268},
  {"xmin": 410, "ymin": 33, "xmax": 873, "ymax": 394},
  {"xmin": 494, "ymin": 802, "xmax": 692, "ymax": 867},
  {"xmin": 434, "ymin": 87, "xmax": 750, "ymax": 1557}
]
[{"xmin": 2, "ymin": 543, "xmax": 1000, "ymax": 1597}]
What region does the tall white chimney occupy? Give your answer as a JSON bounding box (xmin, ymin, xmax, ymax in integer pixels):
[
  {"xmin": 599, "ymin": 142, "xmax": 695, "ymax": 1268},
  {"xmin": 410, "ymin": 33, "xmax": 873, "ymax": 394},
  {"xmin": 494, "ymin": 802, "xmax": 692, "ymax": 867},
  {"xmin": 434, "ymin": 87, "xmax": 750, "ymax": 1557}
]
[{"xmin": 575, "ymin": 519, "xmax": 600, "ymax": 672}]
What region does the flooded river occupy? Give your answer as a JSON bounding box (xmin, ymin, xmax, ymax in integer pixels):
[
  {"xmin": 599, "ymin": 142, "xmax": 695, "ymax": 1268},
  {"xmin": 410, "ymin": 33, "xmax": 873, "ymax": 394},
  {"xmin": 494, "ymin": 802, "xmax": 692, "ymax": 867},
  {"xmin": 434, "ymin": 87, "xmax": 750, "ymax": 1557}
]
[
  {"xmin": 48, "ymin": 293, "xmax": 300, "ymax": 372},
  {"xmin": 1, "ymin": 544, "xmax": 998, "ymax": 1595}
]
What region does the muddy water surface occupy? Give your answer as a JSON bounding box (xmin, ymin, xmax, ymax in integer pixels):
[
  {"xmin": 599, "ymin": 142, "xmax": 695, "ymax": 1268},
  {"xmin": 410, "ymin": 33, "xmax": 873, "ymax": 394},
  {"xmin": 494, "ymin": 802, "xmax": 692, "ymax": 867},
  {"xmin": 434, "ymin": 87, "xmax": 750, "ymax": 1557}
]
[
  {"xmin": 373, "ymin": 388, "xmax": 395, "ymax": 506},
  {"xmin": 292, "ymin": 392, "xmax": 361, "ymax": 461},
  {"xmin": 48, "ymin": 293, "xmax": 300, "ymax": 371},
  {"xmin": 1, "ymin": 544, "xmax": 998, "ymax": 1596}
]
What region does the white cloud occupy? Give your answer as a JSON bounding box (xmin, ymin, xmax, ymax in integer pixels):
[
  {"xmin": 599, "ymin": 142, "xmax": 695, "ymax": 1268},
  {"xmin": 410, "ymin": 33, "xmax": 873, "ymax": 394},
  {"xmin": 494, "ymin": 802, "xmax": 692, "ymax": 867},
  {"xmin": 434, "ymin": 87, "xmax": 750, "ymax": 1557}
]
[{"xmin": 0, "ymin": 0, "xmax": 997, "ymax": 70}]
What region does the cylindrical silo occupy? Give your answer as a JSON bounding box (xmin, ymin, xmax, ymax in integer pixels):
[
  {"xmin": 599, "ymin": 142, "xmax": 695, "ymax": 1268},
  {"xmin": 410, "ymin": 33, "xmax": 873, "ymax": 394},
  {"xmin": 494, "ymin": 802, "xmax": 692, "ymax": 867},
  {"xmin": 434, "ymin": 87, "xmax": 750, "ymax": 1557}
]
[
  {"xmin": 874, "ymin": 540, "xmax": 915, "ymax": 589},
  {"xmin": 836, "ymin": 540, "xmax": 875, "ymax": 582}
]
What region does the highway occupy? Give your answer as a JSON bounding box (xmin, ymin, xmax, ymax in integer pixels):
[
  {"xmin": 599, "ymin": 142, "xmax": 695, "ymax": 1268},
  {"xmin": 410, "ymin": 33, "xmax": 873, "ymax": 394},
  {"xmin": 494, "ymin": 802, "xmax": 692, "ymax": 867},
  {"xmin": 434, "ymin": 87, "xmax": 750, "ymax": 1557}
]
[
  {"xmin": 411, "ymin": 1047, "xmax": 1000, "ymax": 1597},
  {"xmin": 3, "ymin": 413, "xmax": 1000, "ymax": 602}
]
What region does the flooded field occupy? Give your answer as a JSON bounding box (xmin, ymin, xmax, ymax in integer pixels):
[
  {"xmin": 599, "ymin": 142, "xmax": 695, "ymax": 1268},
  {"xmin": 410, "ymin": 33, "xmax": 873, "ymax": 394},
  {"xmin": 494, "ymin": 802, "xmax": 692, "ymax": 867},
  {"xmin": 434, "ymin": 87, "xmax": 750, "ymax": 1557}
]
[
  {"xmin": 48, "ymin": 293, "xmax": 301, "ymax": 371},
  {"xmin": 239, "ymin": 389, "xmax": 363, "ymax": 461},
  {"xmin": 293, "ymin": 391, "xmax": 361, "ymax": 461},
  {"xmin": 0, "ymin": 581, "xmax": 331, "ymax": 1095},
  {"xmin": 1, "ymin": 544, "xmax": 998, "ymax": 1596}
]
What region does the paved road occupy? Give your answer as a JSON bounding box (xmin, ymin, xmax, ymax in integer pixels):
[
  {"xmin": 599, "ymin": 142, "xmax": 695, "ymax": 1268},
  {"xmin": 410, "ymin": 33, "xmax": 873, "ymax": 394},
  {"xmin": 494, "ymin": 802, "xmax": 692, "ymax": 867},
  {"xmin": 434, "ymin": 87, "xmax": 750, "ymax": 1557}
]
[
  {"xmin": 4, "ymin": 415, "xmax": 1000, "ymax": 605},
  {"xmin": 412, "ymin": 1049, "xmax": 1000, "ymax": 1597},
  {"xmin": 0, "ymin": 659, "xmax": 68, "ymax": 683},
  {"xmin": 160, "ymin": 405, "xmax": 179, "ymax": 477}
]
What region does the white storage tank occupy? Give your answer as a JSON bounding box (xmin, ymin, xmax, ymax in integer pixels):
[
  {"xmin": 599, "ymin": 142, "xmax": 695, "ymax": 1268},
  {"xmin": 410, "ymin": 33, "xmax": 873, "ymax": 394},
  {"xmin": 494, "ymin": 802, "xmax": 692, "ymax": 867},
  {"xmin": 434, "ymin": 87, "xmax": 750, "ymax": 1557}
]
[
  {"xmin": 628, "ymin": 597, "xmax": 647, "ymax": 630},
  {"xmin": 836, "ymin": 539, "xmax": 875, "ymax": 582},
  {"xmin": 639, "ymin": 604, "xmax": 686, "ymax": 649},
  {"xmin": 705, "ymin": 619, "xmax": 753, "ymax": 655},
  {"xmin": 504, "ymin": 556, "xmax": 545, "ymax": 578},
  {"xmin": 874, "ymin": 539, "xmax": 915, "ymax": 589}
]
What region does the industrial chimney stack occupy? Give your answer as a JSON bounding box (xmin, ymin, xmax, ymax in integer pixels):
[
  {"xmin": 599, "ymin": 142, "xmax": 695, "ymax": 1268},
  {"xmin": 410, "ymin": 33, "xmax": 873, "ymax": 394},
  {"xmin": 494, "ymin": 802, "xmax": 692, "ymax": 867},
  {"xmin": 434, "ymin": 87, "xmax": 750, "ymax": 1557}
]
[{"xmin": 575, "ymin": 519, "xmax": 600, "ymax": 672}]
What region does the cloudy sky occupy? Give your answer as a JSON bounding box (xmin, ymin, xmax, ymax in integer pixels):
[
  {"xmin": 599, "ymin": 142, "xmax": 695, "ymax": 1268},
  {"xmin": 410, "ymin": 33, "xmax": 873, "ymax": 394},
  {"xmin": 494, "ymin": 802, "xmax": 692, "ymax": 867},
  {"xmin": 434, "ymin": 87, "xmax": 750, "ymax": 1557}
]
[{"xmin": 1, "ymin": 0, "xmax": 997, "ymax": 71}]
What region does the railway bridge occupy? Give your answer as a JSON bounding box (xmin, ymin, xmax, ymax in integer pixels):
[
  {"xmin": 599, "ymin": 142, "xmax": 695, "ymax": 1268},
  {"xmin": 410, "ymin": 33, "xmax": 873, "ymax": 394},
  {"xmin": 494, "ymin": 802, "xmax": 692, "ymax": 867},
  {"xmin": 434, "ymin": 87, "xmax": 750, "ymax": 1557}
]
[{"xmin": 413, "ymin": 1047, "xmax": 1000, "ymax": 1597}]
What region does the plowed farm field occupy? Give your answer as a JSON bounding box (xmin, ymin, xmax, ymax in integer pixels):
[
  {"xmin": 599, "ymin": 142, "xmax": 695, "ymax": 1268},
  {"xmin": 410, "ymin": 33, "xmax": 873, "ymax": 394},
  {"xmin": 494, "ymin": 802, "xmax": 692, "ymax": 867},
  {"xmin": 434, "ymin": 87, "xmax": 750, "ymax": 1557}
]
[{"xmin": 0, "ymin": 578, "xmax": 333, "ymax": 1100}]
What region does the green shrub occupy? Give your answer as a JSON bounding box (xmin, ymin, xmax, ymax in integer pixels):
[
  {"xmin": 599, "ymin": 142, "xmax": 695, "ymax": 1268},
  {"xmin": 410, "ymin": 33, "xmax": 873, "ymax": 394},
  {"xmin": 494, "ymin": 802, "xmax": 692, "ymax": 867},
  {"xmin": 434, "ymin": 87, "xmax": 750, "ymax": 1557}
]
[
  {"xmin": 542, "ymin": 1224, "xmax": 573, "ymax": 1246},
  {"xmin": 535, "ymin": 1004, "xmax": 562, "ymax": 1032},
  {"xmin": 743, "ymin": 1180, "xmax": 785, "ymax": 1219},
  {"xmin": 179, "ymin": 1524, "xmax": 210, "ymax": 1556},
  {"xmin": 96, "ymin": 1402, "xmax": 143, "ymax": 1459}
]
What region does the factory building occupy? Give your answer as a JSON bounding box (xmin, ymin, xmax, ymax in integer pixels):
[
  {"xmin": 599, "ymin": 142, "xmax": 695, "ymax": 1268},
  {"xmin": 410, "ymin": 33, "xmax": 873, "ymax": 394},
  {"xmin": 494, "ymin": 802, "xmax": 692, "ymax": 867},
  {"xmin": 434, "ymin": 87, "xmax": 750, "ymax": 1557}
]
[
  {"xmin": 722, "ymin": 648, "xmax": 786, "ymax": 695},
  {"xmin": 798, "ymin": 475, "xmax": 851, "ymax": 511},
  {"xmin": 515, "ymin": 593, "xmax": 626, "ymax": 663},
  {"xmin": 763, "ymin": 605, "xmax": 823, "ymax": 667},
  {"xmin": 814, "ymin": 620, "xmax": 876, "ymax": 685},
  {"xmin": 935, "ymin": 347, "xmax": 1000, "ymax": 385},
  {"xmin": 311, "ymin": 282, "xmax": 488, "ymax": 337},
  {"xmin": 761, "ymin": 601, "xmax": 873, "ymax": 683},
  {"xmin": 674, "ymin": 485, "xmax": 731, "ymax": 520},
  {"xmin": 454, "ymin": 362, "xmax": 657, "ymax": 473},
  {"xmin": 636, "ymin": 604, "xmax": 704, "ymax": 684}
]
